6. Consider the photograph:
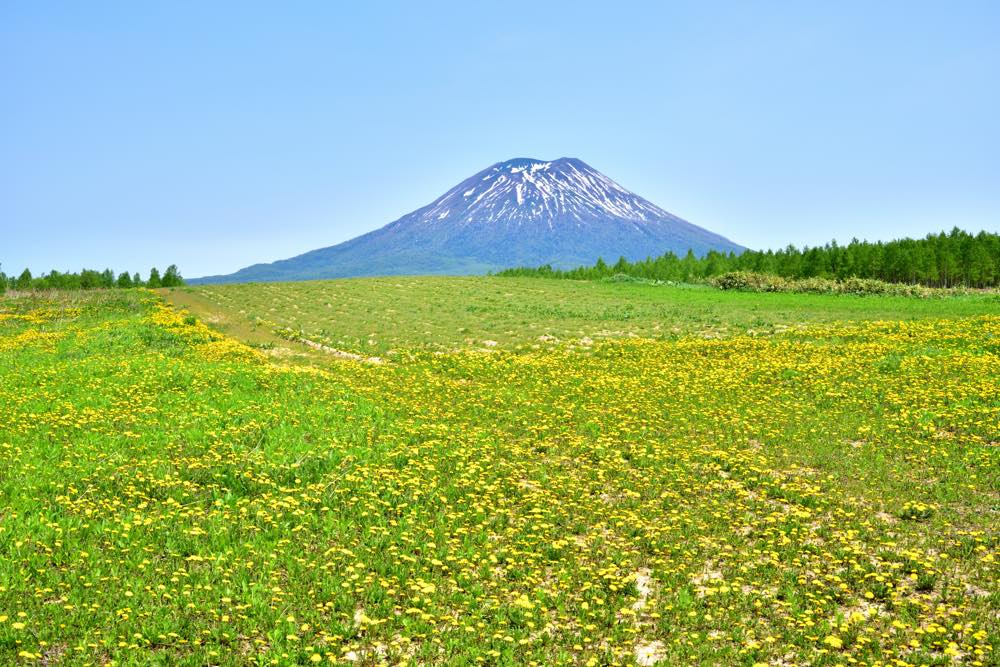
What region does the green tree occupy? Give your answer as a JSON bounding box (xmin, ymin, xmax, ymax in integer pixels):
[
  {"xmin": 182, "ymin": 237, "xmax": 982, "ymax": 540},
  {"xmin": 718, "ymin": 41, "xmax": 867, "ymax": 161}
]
[
  {"xmin": 80, "ymin": 269, "xmax": 102, "ymax": 290},
  {"xmin": 494, "ymin": 228, "xmax": 999, "ymax": 288},
  {"xmin": 117, "ymin": 271, "xmax": 134, "ymax": 288},
  {"xmin": 967, "ymin": 242, "xmax": 995, "ymax": 287},
  {"xmin": 16, "ymin": 268, "xmax": 33, "ymax": 290},
  {"xmin": 147, "ymin": 268, "xmax": 162, "ymax": 288},
  {"xmin": 162, "ymin": 264, "xmax": 184, "ymax": 287},
  {"xmin": 703, "ymin": 251, "xmax": 724, "ymax": 277}
]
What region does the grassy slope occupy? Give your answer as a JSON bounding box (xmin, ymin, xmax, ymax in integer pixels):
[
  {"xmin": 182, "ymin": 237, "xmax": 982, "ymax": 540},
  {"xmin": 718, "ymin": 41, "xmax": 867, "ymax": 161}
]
[
  {"xmin": 1, "ymin": 285, "xmax": 997, "ymax": 666},
  {"xmin": 166, "ymin": 276, "xmax": 999, "ymax": 357}
]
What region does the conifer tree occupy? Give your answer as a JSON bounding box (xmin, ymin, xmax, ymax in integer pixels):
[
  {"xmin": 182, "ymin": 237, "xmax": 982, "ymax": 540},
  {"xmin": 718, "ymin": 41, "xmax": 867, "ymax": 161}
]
[{"xmin": 495, "ymin": 228, "xmax": 999, "ymax": 288}]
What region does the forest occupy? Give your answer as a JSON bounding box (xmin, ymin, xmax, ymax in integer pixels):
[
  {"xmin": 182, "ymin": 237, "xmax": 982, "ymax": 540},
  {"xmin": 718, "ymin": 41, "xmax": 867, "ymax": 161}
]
[
  {"xmin": 0, "ymin": 264, "xmax": 184, "ymax": 292},
  {"xmin": 497, "ymin": 228, "xmax": 1000, "ymax": 288}
]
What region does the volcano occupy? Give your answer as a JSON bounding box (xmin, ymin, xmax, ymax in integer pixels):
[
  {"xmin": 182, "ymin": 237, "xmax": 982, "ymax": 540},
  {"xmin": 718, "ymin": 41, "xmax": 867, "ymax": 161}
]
[{"xmin": 193, "ymin": 157, "xmax": 743, "ymax": 283}]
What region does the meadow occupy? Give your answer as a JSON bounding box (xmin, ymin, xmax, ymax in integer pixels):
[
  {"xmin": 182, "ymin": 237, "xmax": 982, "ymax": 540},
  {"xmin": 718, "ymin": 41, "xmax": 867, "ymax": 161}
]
[
  {"xmin": 0, "ymin": 280, "xmax": 997, "ymax": 666},
  {"xmin": 167, "ymin": 277, "xmax": 995, "ymax": 357}
]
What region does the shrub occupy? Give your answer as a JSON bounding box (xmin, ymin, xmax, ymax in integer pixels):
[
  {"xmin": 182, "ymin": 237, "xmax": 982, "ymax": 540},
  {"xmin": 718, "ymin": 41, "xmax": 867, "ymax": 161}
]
[
  {"xmin": 711, "ymin": 272, "xmax": 789, "ymax": 292},
  {"xmin": 711, "ymin": 272, "xmax": 936, "ymax": 297}
]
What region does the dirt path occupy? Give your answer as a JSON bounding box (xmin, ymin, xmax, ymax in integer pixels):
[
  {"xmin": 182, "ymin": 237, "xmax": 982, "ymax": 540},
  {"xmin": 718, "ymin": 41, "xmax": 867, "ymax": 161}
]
[
  {"xmin": 157, "ymin": 288, "xmax": 282, "ymax": 346},
  {"xmin": 158, "ymin": 288, "xmax": 382, "ymax": 366}
]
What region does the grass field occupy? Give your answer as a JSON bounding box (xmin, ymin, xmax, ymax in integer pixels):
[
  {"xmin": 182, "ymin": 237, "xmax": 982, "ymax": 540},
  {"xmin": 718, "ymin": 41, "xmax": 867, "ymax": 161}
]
[
  {"xmin": 1, "ymin": 281, "xmax": 998, "ymax": 666},
  {"xmin": 166, "ymin": 277, "xmax": 999, "ymax": 357}
]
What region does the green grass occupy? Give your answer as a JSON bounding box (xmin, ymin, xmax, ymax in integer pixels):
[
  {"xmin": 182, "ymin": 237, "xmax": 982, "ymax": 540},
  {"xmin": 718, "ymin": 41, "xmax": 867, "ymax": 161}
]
[
  {"xmin": 1, "ymin": 283, "xmax": 997, "ymax": 666},
  {"xmin": 167, "ymin": 276, "xmax": 998, "ymax": 357}
]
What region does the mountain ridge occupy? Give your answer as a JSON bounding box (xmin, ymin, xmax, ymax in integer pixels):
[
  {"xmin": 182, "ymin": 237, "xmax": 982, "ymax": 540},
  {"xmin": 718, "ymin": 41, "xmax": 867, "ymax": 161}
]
[{"xmin": 192, "ymin": 157, "xmax": 744, "ymax": 283}]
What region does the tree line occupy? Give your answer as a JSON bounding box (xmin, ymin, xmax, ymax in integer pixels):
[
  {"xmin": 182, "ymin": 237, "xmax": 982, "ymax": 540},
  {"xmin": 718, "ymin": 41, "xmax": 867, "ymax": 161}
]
[
  {"xmin": 496, "ymin": 228, "xmax": 1000, "ymax": 288},
  {"xmin": 0, "ymin": 265, "xmax": 184, "ymax": 293}
]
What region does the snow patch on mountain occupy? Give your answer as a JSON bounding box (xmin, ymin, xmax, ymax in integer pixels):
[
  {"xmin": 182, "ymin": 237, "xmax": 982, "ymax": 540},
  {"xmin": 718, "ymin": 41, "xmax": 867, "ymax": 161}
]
[{"xmin": 416, "ymin": 157, "xmax": 687, "ymax": 229}]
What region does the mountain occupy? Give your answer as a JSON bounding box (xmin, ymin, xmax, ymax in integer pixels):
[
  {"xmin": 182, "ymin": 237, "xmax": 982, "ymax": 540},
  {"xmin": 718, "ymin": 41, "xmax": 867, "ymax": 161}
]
[{"xmin": 192, "ymin": 157, "xmax": 744, "ymax": 283}]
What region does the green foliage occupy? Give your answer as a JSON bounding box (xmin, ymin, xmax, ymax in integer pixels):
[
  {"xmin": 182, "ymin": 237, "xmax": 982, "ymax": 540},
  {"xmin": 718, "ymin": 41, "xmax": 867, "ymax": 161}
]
[
  {"xmin": 147, "ymin": 267, "xmax": 162, "ymax": 288},
  {"xmin": 162, "ymin": 264, "xmax": 184, "ymax": 287},
  {"xmin": 2, "ymin": 265, "xmax": 183, "ymax": 291},
  {"xmin": 710, "ymin": 272, "xmax": 935, "ymax": 296},
  {"xmin": 498, "ymin": 227, "xmax": 1000, "ymax": 288},
  {"xmin": 16, "ymin": 268, "xmax": 33, "ymax": 289}
]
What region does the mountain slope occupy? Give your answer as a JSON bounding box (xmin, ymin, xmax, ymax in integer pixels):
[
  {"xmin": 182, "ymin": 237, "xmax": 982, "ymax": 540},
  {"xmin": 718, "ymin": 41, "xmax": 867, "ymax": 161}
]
[{"xmin": 193, "ymin": 157, "xmax": 744, "ymax": 283}]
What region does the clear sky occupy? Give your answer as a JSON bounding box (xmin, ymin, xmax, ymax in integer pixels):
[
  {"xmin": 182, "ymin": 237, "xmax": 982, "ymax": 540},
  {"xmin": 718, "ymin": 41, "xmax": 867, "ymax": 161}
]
[{"xmin": 3, "ymin": 1, "xmax": 998, "ymax": 278}]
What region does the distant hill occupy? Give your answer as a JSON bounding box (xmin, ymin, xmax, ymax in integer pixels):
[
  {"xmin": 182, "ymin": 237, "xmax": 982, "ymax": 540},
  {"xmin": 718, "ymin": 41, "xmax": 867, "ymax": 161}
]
[{"xmin": 192, "ymin": 157, "xmax": 744, "ymax": 283}]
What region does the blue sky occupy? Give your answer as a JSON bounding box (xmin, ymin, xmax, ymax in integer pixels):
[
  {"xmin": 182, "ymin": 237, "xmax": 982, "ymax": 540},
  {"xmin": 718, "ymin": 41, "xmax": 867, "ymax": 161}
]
[{"xmin": 2, "ymin": 1, "xmax": 998, "ymax": 278}]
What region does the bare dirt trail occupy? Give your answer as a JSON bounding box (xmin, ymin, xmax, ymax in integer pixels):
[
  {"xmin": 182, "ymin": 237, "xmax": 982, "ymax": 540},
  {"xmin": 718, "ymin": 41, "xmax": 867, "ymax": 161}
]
[
  {"xmin": 158, "ymin": 288, "xmax": 382, "ymax": 366},
  {"xmin": 157, "ymin": 288, "xmax": 280, "ymax": 346}
]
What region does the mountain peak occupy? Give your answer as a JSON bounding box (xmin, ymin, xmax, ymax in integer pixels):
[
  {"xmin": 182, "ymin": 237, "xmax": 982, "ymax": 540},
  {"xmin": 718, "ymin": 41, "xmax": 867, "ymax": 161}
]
[
  {"xmin": 421, "ymin": 156, "xmax": 675, "ymax": 228},
  {"xmin": 493, "ymin": 156, "xmax": 586, "ymax": 171},
  {"xmin": 192, "ymin": 158, "xmax": 744, "ymax": 283},
  {"xmin": 495, "ymin": 157, "xmax": 554, "ymax": 174}
]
